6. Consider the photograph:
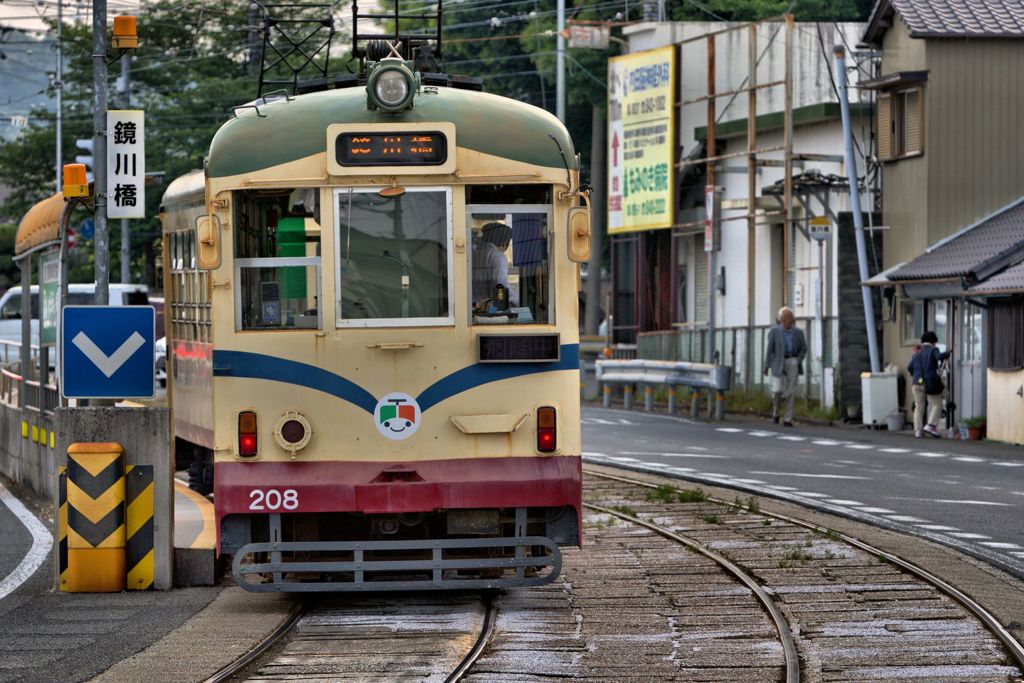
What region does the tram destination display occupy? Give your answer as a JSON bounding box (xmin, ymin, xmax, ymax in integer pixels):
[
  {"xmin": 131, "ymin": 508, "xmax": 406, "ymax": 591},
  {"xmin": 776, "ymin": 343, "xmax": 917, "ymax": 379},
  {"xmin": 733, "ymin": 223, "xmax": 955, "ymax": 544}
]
[
  {"xmin": 336, "ymin": 132, "xmax": 447, "ymax": 166},
  {"xmin": 478, "ymin": 334, "xmax": 561, "ymax": 363}
]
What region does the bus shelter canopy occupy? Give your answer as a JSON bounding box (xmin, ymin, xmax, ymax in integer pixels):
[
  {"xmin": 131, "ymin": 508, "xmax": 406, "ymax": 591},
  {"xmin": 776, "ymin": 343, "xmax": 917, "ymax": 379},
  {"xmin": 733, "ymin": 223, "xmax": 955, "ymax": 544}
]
[{"xmin": 15, "ymin": 191, "xmax": 64, "ymax": 257}]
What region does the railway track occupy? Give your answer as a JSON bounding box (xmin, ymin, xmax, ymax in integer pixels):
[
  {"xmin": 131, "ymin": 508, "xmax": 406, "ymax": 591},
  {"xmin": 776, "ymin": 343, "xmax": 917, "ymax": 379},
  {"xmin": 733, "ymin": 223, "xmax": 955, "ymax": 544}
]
[
  {"xmin": 578, "ymin": 466, "xmax": 1024, "ymax": 682},
  {"xmin": 204, "ymin": 594, "xmax": 496, "ymax": 683}
]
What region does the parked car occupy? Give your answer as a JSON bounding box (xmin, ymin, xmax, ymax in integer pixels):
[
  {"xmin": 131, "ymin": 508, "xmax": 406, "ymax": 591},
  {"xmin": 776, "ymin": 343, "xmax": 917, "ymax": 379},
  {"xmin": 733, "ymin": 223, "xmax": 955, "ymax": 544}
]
[{"xmin": 0, "ymin": 283, "xmax": 151, "ymax": 347}]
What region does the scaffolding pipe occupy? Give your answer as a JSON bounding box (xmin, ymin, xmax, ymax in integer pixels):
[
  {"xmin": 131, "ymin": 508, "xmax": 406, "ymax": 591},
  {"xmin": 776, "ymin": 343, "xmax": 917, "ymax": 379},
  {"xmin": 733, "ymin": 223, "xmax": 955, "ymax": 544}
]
[{"xmin": 834, "ymin": 45, "xmax": 881, "ymax": 373}]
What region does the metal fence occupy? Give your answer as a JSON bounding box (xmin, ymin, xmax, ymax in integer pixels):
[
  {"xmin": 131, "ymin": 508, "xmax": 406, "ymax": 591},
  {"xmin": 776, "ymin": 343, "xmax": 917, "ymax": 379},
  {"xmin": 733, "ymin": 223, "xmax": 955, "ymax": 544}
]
[
  {"xmin": 636, "ymin": 317, "xmax": 838, "ymax": 404},
  {"xmin": 0, "ymin": 340, "xmax": 60, "ymax": 415}
]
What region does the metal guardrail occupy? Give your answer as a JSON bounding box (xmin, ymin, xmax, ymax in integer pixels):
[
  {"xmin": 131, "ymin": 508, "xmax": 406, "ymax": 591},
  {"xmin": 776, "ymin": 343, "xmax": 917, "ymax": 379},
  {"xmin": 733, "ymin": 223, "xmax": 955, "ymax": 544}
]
[
  {"xmin": 596, "ymin": 359, "xmax": 733, "ymax": 419},
  {"xmin": 0, "ymin": 339, "xmax": 60, "ymax": 414}
]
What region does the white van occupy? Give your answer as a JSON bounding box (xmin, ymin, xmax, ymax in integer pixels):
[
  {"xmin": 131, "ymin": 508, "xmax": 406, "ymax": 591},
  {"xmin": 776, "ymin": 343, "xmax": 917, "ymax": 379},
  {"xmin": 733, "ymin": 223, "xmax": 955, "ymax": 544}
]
[{"xmin": 0, "ymin": 283, "xmax": 150, "ymax": 347}]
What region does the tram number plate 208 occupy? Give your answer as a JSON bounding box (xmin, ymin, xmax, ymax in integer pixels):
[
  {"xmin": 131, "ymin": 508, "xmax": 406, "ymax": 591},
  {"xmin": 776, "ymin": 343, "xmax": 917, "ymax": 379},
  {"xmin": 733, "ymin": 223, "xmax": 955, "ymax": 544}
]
[{"xmin": 249, "ymin": 489, "xmax": 299, "ymax": 511}]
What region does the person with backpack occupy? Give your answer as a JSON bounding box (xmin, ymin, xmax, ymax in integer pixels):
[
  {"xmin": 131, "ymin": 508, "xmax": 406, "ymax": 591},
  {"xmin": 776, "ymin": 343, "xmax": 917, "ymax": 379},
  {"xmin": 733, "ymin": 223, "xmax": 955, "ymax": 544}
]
[{"xmin": 907, "ymin": 331, "xmax": 950, "ymax": 438}]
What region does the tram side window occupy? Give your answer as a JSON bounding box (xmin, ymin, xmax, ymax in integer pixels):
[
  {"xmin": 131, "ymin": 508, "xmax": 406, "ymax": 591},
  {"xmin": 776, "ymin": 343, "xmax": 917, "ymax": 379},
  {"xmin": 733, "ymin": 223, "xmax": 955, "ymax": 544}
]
[
  {"xmin": 336, "ymin": 188, "xmax": 451, "ymax": 325},
  {"xmin": 235, "ymin": 189, "xmax": 322, "ymax": 330},
  {"xmin": 467, "ymin": 185, "xmax": 552, "ymax": 325}
]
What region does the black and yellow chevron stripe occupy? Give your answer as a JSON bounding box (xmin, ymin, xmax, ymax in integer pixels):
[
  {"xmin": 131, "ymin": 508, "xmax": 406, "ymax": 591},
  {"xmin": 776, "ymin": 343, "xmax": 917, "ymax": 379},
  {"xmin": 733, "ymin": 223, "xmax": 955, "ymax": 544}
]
[
  {"xmin": 125, "ymin": 465, "xmax": 154, "ymax": 590},
  {"xmin": 65, "ymin": 444, "xmax": 126, "ymax": 592},
  {"xmin": 58, "ymin": 466, "xmax": 68, "ymax": 590}
]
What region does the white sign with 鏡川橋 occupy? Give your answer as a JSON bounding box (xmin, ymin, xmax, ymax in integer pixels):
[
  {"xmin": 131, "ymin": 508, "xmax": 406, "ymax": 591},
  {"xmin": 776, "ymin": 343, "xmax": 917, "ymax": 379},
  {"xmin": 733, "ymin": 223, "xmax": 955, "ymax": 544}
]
[{"xmin": 106, "ymin": 110, "xmax": 145, "ymax": 219}]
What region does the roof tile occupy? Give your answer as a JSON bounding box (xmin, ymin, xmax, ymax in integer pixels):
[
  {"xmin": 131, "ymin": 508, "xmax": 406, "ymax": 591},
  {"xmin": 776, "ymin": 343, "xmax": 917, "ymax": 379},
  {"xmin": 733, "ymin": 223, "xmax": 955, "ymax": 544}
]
[
  {"xmin": 889, "ymin": 196, "xmax": 1024, "ymax": 281},
  {"xmin": 890, "ymin": 0, "xmax": 1024, "ymax": 37}
]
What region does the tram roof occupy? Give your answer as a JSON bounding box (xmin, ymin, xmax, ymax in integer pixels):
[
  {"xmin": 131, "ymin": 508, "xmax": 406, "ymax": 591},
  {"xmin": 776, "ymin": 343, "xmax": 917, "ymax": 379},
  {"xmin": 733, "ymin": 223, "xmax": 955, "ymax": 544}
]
[
  {"xmin": 160, "ymin": 168, "xmax": 205, "ymax": 211},
  {"xmin": 208, "ymin": 86, "xmax": 577, "ymax": 179}
]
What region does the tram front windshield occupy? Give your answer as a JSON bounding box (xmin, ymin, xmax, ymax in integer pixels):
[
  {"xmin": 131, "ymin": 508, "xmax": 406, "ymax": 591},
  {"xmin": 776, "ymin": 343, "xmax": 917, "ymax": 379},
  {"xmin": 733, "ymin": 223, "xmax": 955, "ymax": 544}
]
[{"xmin": 336, "ymin": 188, "xmax": 452, "ymax": 326}]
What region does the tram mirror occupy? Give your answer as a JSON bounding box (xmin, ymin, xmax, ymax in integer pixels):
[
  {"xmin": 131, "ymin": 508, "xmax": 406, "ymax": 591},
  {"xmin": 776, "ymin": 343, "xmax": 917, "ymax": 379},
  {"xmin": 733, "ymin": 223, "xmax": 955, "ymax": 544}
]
[
  {"xmin": 196, "ymin": 214, "xmax": 221, "ymax": 270},
  {"xmin": 567, "ymin": 206, "xmax": 591, "ymax": 263}
]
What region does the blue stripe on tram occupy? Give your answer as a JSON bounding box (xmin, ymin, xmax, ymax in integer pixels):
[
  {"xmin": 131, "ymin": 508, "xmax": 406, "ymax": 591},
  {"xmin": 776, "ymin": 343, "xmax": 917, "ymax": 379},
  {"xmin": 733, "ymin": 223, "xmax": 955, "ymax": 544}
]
[{"xmin": 211, "ymin": 344, "xmax": 579, "ymax": 415}]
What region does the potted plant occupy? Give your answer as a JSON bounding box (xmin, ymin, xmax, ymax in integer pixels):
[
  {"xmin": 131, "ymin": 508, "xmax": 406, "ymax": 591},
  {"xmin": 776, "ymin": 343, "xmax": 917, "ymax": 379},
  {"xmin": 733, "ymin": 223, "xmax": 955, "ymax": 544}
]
[{"xmin": 963, "ymin": 415, "xmax": 986, "ymax": 441}]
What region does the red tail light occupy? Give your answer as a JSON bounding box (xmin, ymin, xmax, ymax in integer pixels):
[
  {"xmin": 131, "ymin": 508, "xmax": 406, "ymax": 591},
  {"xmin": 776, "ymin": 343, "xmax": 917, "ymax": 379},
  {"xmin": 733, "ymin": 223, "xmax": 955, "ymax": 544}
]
[
  {"xmin": 537, "ymin": 406, "xmax": 557, "ymax": 453},
  {"xmin": 238, "ymin": 411, "xmax": 258, "ymax": 457}
]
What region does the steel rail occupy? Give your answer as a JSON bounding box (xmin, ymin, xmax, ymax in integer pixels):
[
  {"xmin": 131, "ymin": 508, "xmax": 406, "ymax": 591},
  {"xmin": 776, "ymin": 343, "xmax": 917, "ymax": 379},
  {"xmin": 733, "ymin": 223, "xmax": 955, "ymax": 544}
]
[
  {"xmin": 446, "ymin": 592, "xmax": 498, "ymax": 682},
  {"xmin": 583, "ymin": 500, "xmax": 801, "ymax": 683},
  {"xmin": 201, "ymin": 602, "xmax": 304, "ymax": 683},
  {"xmin": 585, "ymin": 466, "xmax": 1024, "ymax": 672}
]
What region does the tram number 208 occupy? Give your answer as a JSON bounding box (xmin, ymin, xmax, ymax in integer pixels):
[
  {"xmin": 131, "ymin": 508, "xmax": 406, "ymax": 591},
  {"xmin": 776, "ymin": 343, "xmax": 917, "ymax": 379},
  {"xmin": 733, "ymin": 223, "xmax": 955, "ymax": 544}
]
[{"xmin": 249, "ymin": 489, "xmax": 300, "ymax": 511}]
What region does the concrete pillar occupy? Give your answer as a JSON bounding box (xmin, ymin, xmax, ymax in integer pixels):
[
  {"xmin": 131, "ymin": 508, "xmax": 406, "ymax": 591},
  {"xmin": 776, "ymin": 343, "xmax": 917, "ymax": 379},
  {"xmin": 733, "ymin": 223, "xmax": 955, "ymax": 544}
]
[
  {"xmin": 602, "ymin": 384, "xmax": 612, "ymax": 408},
  {"xmin": 691, "ymin": 393, "xmax": 700, "ymax": 418},
  {"xmin": 667, "ymin": 386, "xmax": 677, "ymax": 415},
  {"xmin": 644, "ymin": 385, "xmax": 654, "ymax": 412},
  {"xmin": 624, "ymin": 385, "xmax": 634, "ymax": 410}
]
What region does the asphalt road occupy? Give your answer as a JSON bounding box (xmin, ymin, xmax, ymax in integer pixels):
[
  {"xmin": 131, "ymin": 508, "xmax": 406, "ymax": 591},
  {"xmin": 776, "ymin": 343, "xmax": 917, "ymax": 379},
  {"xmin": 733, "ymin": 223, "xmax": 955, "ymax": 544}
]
[{"xmin": 582, "ymin": 406, "xmax": 1024, "ymax": 578}]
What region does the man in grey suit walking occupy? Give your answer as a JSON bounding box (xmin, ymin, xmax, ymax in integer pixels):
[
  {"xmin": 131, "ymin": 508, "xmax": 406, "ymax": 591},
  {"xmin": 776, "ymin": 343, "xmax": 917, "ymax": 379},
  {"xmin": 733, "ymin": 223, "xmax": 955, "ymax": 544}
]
[{"xmin": 763, "ymin": 306, "xmax": 807, "ymax": 426}]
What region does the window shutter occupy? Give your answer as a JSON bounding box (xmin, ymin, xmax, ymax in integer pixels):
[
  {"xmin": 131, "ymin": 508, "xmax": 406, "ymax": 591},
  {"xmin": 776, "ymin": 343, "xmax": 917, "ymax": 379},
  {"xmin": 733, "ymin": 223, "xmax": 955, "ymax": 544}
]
[
  {"xmin": 905, "ymin": 88, "xmax": 922, "ymax": 155},
  {"xmin": 876, "ymin": 92, "xmax": 893, "ymax": 161}
]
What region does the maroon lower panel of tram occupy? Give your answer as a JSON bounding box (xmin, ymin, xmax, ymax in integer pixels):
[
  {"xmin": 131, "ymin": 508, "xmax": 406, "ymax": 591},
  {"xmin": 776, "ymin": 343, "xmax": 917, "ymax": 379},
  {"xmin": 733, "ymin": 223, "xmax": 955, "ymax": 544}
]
[{"xmin": 215, "ymin": 455, "xmax": 582, "ymax": 547}]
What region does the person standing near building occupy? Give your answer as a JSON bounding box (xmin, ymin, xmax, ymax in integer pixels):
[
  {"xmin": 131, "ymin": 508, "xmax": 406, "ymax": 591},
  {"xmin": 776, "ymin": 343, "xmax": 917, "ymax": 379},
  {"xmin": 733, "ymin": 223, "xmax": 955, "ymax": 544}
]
[
  {"xmin": 763, "ymin": 306, "xmax": 807, "ymax": 426},
  {"xmin": 908, "ymin": 330, "xmax": 950, "ymax": 438}
]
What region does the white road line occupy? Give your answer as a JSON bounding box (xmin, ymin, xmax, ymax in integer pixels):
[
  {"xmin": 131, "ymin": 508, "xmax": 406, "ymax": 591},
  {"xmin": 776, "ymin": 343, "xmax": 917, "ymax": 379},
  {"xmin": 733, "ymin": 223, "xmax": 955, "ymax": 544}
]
[
  {"xmin": 992, "ymin": 462, "xmax": 1024, "ymax": 467},
  {"xmin": 748, "ymin": 471, "xmax": 871, "ymax": 480},
  {"xmin": 916, "ymin": 451, "xmax": 947, "ymax": 458},
  {"xmin": 642, "ymin": 463, "xmax": 671, "ymax": 469},
  {"xmin": 0, "ymin": 482, "xmax": 54, "ymax": 601},
  {"xmin": 748, "ymin": 431, "xmax": 779, "ymax": 437},
  {"xmin": 886, "ymin": 515, "xmax": 929, "ymax": 522},
  {"xmin": 715, "ymin": 427, "xmax": 744, "ymax": 433},
  {"xmin": 953, "ymin": 456, "xmax": 986, "ymax": 463},
  {"xmin": 777, "ymin": 435, "xmax": 806, "ymax": 442},
  {"xmin": 948, "ymin": 532, "xmax": 990, "ymax": 539},
  {"xmin": 731, "ymin": 478, "xmax": 767, "ymax": 485},
  {"xmin": 812, "ymin": 439, "xmax": 847, "ymax": 446},
  {"xmin": 582, "ymin": 452, "xmax": 608, "ymax": 458},
  {"xmin": 859, "ymin": 507, "xmax": 895, "ymax": 514},
  {"xmin": 1010, "ymin": 552, "xmax": 1024, "ymax": 559},
  {"xmin": 880, "ymin": 448, "xmax": 911, "ymax": 453},
  {"xmin": 844, "ymin": 444, "xmax": 875, "ymax": 450},
  {"xmin": 621, "ymin": 451, "xmax": 727, "ymax": 459},
  {"xmin": 794, "ymin": 492, "xmax": 830, "ymax": 498},
  {"xmin": 916, "ymin": 524, "xmax": 960, "ymax": 531},
  {"xmin": 827, "ymin": 499, "xmax": 863, "ymax": 506},
  {"xmin": 835, "ymin": 460, "xmax": 862, "ymax": 465},
  {"xmin": 923, "ymin": 499, "xmax": 1013, "ymax": 507},
  {"xmin": 609, "ymin": 456, "xmax": 639, "ymax": 463},
  {"xmin": 978, "ymin": 542, "xmax": 1024, "ymax": 549},
  {"xmin": 766, "ymin": 485, "xmax": 799, "ymax": 491}
]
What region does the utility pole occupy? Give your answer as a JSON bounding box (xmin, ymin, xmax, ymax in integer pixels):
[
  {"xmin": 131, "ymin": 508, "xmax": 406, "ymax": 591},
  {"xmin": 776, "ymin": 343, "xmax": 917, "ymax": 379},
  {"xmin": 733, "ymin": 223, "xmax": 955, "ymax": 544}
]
[
  {"xmin": 93, "ymin": 0, "xmax": 109, "ymax": 304},
  {"xmin": 834, "ymin": 45, "xmax": 880, "ymax": 373},
  {"xmin": 55, "ymin": 0, "xmax": 63, "ymax": 192},
  {"xmin": 556, "ymin": 0, "xmax": 565, "ymax": 122},
  {"xmin": 585, "ymin": 105, "xmax": 605, "ymax": 335},
  {"xmin": 119, "ymin": 55, "xmax": 130, "ymax": 283}
]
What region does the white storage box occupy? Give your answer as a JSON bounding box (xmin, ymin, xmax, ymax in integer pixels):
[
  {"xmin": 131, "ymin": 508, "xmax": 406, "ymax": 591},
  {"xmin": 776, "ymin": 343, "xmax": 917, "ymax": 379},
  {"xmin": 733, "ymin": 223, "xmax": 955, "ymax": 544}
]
[{"xmin": 861, "ymin": 372, "xmax": 898, "ymax": 427}]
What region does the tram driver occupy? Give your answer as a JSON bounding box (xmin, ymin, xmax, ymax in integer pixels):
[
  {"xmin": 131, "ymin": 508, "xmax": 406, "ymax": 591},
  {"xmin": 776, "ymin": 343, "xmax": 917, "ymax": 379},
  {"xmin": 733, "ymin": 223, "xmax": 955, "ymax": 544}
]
[{"xmin": 472, "ymin": 222, "xmax": 516, "ymax": 311}]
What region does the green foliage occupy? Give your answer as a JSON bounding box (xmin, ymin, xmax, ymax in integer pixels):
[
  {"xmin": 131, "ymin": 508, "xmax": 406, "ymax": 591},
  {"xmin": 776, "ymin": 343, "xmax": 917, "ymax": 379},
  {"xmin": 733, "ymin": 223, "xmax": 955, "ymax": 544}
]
[
  {"xmin": 667, "ymin": 0, "xmax": 872, "ymax": 21},
  {"xmin": 746, "ymin": 496, "xmax": 760, "ymax": 514},
  {"xmin": 701, "ymin": 513, "xmax": 720, "ymax": 524},
  {"xmin": 646, "ymin": 484, "xmax": 680, "ymax": 503},
  {"xmin": 610, "ymin": 504, "xmax": 638, "ymax": 517},
  {"xmin": 962, "ymin": 415, "xmax": 986, "ymax": 428},
  {"xmin": 677, "ymin": 487, "xmax": 707, "ymax": 503},
  {"xmin": 0, "ymin": 225, "xmax": 18, "ymax": 291},
  {"xmin": 0, "ymin": 0, "xmax": 263, "ymax": 286}
]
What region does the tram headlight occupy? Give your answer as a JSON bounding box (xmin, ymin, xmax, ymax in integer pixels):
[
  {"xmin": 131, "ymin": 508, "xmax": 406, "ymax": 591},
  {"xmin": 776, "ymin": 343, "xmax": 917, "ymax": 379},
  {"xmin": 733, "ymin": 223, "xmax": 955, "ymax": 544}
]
[{"xmin": 367, "ymin": 63, "xmax": 415, "ymax": 113}]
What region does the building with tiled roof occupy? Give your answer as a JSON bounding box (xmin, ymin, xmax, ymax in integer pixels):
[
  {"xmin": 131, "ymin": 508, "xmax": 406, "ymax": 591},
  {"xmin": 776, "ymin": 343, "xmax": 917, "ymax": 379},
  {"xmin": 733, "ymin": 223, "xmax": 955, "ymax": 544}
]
[{"xmin": 863, "ymin": 0, "xmax": 1024, "ymax": 443}]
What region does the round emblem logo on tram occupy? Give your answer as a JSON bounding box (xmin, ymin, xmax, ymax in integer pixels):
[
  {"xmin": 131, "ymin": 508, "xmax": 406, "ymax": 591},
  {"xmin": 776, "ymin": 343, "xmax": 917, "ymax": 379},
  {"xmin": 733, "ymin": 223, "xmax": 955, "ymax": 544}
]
[{"xmin": 374, "ymin": 392, "xmax": 421, "ymax": 440}]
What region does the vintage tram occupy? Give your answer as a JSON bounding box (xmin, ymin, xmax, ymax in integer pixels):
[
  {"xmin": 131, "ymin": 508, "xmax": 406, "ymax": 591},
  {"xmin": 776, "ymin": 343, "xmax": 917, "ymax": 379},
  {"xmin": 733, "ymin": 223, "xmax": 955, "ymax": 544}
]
[{"xmin": 160, "ymin": 24, "xmax": 591, "ymax": 591}]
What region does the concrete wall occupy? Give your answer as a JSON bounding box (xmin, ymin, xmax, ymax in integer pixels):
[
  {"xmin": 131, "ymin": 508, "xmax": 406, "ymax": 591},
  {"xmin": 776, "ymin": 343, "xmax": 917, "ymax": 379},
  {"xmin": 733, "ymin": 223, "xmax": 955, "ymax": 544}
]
[
  {"xmin": 0, "ymin": 404, "xmax": 57, "ymax": 500},
  {"xmin": 986, "ymin": 368, "xmax": 1024, "ymax": 445}
]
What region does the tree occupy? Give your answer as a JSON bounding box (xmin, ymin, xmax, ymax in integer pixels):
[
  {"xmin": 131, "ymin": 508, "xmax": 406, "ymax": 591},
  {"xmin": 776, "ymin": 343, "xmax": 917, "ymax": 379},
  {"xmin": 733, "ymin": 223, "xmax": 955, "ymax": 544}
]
[{"xmin": 0, "ymin": 0, "xmax": 259, "ymax": 286}]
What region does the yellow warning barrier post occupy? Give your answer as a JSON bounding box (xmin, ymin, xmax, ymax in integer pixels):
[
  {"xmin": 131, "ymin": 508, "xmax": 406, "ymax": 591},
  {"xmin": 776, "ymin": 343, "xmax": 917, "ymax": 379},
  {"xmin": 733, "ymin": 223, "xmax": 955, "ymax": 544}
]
[{"xmin": 65, "ymin": 443, "xmax": 126, "ymax": 592}]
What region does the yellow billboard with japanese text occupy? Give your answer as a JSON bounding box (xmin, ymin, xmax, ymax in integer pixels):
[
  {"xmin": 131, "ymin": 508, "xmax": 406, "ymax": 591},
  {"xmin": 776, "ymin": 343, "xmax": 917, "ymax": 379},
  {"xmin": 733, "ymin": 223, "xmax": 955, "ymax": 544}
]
[{"xmin": 607, "ymin": 46, "xmax": 676, "ymax": 234}]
